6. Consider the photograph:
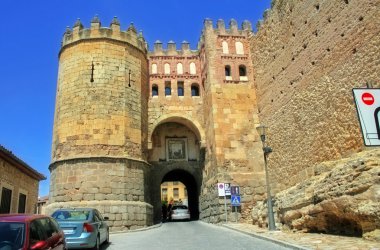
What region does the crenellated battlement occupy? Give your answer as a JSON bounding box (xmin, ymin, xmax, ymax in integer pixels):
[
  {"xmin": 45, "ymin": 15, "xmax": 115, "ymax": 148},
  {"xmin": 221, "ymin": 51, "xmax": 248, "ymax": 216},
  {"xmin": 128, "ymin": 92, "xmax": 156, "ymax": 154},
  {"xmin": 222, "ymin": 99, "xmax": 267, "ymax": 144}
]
[
  {"xmin": 202, "ymin": 18, "xmax": 252, "ymax": 35},
  {"xmin": 148, "ymin": 40, "xmax": 199, "ymax": 57},
  {"xmin": 61, "ymin": 15, "xmax": 147, "ymax": 53}
]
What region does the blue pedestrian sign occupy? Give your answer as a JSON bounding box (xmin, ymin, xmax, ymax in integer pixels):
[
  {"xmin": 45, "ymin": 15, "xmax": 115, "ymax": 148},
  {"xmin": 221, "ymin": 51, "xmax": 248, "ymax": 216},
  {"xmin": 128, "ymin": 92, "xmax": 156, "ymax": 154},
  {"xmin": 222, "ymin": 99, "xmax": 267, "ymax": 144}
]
[{"xmin": 231, "ymin": 195, "xmax": 241, "ymax": 207}]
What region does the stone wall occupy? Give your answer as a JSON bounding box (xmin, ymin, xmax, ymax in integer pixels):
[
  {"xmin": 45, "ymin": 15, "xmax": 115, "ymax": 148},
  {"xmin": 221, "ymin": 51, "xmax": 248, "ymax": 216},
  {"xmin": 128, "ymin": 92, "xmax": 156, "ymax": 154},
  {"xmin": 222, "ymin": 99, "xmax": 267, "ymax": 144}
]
[
  {"xmin": 251, "ymin": 0, "xmax": 380, "ymax": 191},
  {"xmin": 46, "ymin": 158, "xmax": 152, "ymax": 231},
  {"xmin": 250, "ymin": 0, "xmax": 380, "ymax": 239},
  {"xmin": 0, "ymin": 157, "xmax": 40, "ymax": 213},
  {"xmin": 47, "ymin": 200, "xmax": 153, "ymax": 232},
  {"xmin": 252, "ymin": 148, "xmax": 380, "ymax": 239},
  {"xmin": 53, "ymin": 18, "xmax": 148, "ymax": 162},
  {"xmin": 199, "ymin": 20, "xmax": 267, "ymax": 223}
]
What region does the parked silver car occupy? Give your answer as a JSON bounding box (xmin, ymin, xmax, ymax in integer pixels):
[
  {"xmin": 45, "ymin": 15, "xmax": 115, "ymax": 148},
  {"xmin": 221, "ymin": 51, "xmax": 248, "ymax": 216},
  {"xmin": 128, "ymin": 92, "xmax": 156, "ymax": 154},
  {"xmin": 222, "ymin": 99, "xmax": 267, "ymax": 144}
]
[
  {"xmin": 51, "ymin": 208, "xmax": 109, "ymax": 250},
  {"xmin": 170, "ymin": 205, "xmax": 191, "ymax": 221}
]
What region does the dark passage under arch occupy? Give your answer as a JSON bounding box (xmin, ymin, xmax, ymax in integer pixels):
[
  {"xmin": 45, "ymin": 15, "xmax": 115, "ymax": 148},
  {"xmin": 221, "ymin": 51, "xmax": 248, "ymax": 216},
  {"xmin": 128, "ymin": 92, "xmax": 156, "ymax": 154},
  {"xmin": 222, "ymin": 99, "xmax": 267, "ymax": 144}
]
[{"xmin": 161, "ymin": 169, "xmax": 200, "ymax": 221}]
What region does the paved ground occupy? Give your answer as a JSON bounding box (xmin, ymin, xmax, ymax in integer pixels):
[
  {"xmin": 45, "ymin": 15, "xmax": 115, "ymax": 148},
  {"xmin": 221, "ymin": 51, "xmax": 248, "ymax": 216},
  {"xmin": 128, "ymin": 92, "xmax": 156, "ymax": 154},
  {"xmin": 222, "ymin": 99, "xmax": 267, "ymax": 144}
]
[
  {"xmin": 223, "ymin": 223, "xmax": 380, "ymax": 250},
  {"xmin": 103, "ymin": 221, "xmax": 294, "ymax": 250}
]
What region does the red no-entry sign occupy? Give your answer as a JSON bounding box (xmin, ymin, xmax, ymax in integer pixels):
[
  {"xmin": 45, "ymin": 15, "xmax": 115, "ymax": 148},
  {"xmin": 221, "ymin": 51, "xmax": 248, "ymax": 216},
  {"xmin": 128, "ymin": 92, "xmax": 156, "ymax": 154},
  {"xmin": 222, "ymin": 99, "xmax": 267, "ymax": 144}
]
[
  {"xmin": 353, "ymin": 88, "xmax": 380, "ymax": 146},
  {"xmin": 362, "ymin": 92, "xmax": 375, "ymax": 105}
]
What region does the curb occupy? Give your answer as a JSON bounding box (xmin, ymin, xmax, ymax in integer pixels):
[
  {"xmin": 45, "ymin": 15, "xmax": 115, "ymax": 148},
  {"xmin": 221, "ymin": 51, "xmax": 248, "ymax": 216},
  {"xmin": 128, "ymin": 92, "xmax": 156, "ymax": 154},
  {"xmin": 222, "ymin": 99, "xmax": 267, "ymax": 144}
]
[
  {"xmin": 221, "ymin": 224, "xmax": 311, "ymax": 250},
  {"xmin": 110, "ymin": 222, "xmax": 162, "ymax": 234}
]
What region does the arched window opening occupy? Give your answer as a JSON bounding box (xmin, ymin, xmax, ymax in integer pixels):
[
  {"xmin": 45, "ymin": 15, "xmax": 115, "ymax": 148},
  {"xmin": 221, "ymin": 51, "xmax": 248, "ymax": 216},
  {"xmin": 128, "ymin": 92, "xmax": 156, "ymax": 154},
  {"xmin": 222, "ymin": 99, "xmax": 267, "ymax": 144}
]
[
  {"xmin": 152, "ymin": 84, "xmax": 158, "ymax": 96},
  {"xmin": 177, "ymin": 63, "xmax": 183, "ymax": 75},
  {"xmin": 190, "ymin": 62, "xmax": 196, "ymax": 75},
  {"xmin": 239, "ymin": 65, "xmax": 248, "ymax": 81},
  {"xmin": 152, "ymin": 64, "xmax": 157, "ymax": 74},
  {"xmin": 164, "ymin": 63, "xmax": 171, "ymax": 75},
  {"xmin": 191, "ymin": 83, "xmax": 200, "ymax": 97},
  {"xmin": 177, "ymin": 81, "xmax": 184, "ymax": 96},
  {"xmin": 235, "ymin": 41, "xmax": 244, "ymax": 55},
  {"xmin": 165, "ymin": 81, "xmax": 171, "ymax": 96},
  {"xmin": 225, "ymin": 65, "xmax": 232, "ymax": 80},
  {"xmin": 222, "ymin": 41, "xmax": 229, "ymax": 54}
]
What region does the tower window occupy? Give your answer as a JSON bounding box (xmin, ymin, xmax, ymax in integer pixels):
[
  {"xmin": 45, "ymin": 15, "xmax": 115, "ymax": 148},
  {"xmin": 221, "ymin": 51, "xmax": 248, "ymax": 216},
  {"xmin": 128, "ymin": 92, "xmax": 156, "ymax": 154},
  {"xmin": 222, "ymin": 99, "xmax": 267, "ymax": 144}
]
[
  {"xmin": 222, "ymin": 41, "xmax": 229, "ymax": 54},
  {"xmin": 190, "ymin": 62, "xmax": 196, "ymax": 75},
  {"xmin": 151, "ymin": 63, "xmax": 157, "ymax": 74},
  {"xmin": 177, "ymin": 63, "xmax": 183, "ymax": 75},
  {"xmin": 235, "ymin": 41, "xmax": 244, "ymax": 55},
  {"xmin": 225, "ymin": 65, "xmax": 231, "ymax": 76},
  {"xmin": 164, "ymin": 63, "xmax": 170, "ymax": 75},
  {"xmin": 178, "ymin": 82, "xmax": 184, "ymax": 96},
  {"xmin": 152, "ymin": 84, "xmax": 158, "ymax": 96},
  {"xmin": 165, "ymin": 81, "xmax": 171, "ymax": 96},
  {"xmin": 191, "ymin": 83, "xmax": 200, "ymax": 96},
  {"xmin": 239, "ymin": 65, "xmax": 248, "ymax": 81},
  {"xmin": 225, "ymin": 65, "xmax": 232, "ymax": 80},
  {"xmin": 239, "ymin": 65, "xmax": 247, "ymax": 76}
]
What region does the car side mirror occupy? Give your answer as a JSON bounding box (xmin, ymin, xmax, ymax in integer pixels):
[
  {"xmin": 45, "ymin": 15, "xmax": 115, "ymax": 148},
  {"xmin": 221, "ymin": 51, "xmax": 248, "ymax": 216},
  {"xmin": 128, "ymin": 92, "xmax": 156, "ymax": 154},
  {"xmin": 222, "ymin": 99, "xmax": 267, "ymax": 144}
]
[
  {"xmin": 30, "ymin": 240, "xmax": 49, "ymax": 250},
  {"xmin": 104, "ymin": 216, "xmax": 109, "ymax": 220}
]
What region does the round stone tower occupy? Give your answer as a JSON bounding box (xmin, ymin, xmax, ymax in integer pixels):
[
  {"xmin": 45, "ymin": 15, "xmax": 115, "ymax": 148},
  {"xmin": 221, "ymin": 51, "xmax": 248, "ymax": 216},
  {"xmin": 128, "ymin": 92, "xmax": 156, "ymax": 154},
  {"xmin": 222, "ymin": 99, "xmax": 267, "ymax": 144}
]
[{"xmin": 47, "ymin": 16, "xmax": 152, "ymax": 231}]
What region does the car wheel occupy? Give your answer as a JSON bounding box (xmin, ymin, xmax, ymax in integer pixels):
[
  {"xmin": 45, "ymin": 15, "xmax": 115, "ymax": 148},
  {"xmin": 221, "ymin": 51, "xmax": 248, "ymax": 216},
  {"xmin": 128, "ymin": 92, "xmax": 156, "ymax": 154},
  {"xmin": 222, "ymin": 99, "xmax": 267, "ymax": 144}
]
[
  {"xmin": 92, "ymin": 236, "xmax": 100, "ymax": 250},
  {"xmin": 105, "ymin": 229, "xmax": 110, "ymax": 244}
]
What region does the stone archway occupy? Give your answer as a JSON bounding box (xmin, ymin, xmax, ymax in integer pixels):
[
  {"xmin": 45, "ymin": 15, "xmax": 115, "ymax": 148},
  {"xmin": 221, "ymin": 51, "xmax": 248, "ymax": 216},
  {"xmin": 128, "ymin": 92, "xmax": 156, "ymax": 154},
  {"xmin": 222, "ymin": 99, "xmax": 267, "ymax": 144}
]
[
  {"xmin": 148, "ymin": 118, "xmax": 205, "ymax": 224},
  {"xmin": 150, "ymin": 163, "xmax": 202, "ymax": 223}
]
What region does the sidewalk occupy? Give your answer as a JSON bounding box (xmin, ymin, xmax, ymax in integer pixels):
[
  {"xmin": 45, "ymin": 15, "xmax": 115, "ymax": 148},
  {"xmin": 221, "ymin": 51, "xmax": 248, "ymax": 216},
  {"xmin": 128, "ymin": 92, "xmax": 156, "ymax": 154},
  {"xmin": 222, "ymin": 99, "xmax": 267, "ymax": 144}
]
[{"xmin": 222, "ymin": 223, "xmax": 380, "ymax": 250}]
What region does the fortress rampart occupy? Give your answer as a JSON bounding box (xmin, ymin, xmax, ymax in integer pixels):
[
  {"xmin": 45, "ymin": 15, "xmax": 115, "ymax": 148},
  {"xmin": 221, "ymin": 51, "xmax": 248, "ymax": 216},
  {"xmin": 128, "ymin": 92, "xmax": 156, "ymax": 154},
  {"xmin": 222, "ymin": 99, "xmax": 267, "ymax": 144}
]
[
  {"xmin": 61, "ymin": 16, "xmax": 147, "ymax": 53},
  {"xmin": 250, "ymin": 0, "xmax": 380, "ymax": 236}
]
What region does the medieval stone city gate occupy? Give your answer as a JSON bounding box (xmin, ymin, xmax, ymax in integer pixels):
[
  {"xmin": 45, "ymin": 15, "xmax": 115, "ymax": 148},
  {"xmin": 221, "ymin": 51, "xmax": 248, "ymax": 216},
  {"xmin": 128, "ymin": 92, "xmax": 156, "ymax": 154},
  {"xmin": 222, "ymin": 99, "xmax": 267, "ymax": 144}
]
[
  {"xmin": 45, "ymin": 0, "xmax": 380, "ymax": 237},
  {"xmin": 148, "ymin": 116, "xmax": 205, "ymax": 223},
  {"xmin": 45, "ymin": 17, "xmax": 264, "ymax": 232}
]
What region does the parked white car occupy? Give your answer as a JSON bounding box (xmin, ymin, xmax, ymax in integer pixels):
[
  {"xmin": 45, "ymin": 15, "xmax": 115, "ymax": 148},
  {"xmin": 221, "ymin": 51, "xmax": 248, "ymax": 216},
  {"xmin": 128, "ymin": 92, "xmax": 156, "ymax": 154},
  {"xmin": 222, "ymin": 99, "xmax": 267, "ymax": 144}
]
[{"xmin": 170, "ymin": 205, "xmax": 190, "ymax": 221}]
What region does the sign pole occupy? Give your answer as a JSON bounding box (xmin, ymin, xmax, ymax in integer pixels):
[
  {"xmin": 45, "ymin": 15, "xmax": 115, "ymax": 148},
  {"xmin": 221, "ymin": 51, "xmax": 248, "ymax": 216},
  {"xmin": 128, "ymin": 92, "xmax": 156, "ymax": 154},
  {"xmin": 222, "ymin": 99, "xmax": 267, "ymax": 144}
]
[
  {"xmin": 235, "ymin": 206, "xmax": 237, "ymax": 222},
  {"xmin": 224, "ymin": 195, "xmax": 228, "ymax": 223}
]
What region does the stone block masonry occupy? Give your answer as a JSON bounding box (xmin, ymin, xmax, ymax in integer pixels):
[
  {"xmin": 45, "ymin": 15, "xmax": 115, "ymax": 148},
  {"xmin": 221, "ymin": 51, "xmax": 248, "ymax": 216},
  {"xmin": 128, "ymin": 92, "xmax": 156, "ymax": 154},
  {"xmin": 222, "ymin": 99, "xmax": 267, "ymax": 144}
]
[
  {"xmin": 250, "ymin": 0, "xmax": 380, "ymax": 238},
  {"xmin": 46, "ymin": 158, "xmax": 153, "ymax": 231},
  {"xmin": 252, "ymin": 0, "xmax": 380, "ymax": 191}
]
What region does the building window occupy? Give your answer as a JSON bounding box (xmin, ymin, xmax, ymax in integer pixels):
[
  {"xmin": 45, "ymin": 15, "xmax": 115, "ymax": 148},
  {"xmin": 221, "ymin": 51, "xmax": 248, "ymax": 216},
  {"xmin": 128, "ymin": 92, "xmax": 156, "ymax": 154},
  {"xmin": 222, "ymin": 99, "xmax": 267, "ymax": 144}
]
[
  {"xmin": 151, "ymin": 63, "xmax": 157, "ymax": 74},
  {"xmin": 18, "ymin": 193, "xmax": 26, "ymax": 213},
  {"xmin": 164, "ymin": 63, "xmax": 171, "ymax": 74},
  {"xmin": 177, "ymin": 82, "xmax": 184, "ymax": 96},
  {"xmin": 177, "ymin": 63, "xmax": 183, "ymax": 75},
  {"xmin": 225, "ymin": 65, "xmax": 231, "ymax": 76},
  {"xmin": 173, "ymin": 188, "xmax": 179, "ymax": 198},
  {"xmin": 239, "ymin": 65, "xmax": 246, "ymax": 76},
  {"xmin": 225, "ymin": 65, "xmax": 232, "ymax": 80},
  {"xmin": 239, "ymin": 65, "xmax": 248, "ymax": 81},
  {"xmin": 0, "ymin": 187, "xmax": 12, "ymax": 213},
  {"xmin": 152, "ymin": 85, "xmax": 158, "ymax": 96},
  {"xmin": 222, "ymin": 41, "xmax": 229, "ymax": 54},
  {"xmin": 184, "ymin": 188, "xmax": 187, "ymax": 197},
  {"xmin": 190, "ymin": 62, "xmax": 196, "ymax": 75},
  {"xmin": 191, "ymin": 84, "xmax": 200, "ymax": 96},
  {"xmin": 165, "ymin": 81, "xmax": 171, "ymax": 96},
  {"xmin": 235, "ymin": 41, "xmax": 244, "ymax": 55},
  {"xmin": 162, "ymin": 188, "xmax": 168, "ymax": 201}
]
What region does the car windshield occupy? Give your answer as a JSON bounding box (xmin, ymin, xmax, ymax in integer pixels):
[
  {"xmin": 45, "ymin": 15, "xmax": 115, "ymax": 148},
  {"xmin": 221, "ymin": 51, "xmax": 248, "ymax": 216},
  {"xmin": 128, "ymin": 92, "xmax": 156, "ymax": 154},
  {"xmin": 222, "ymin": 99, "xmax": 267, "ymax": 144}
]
[
  {"xmin": 0, "ymin": 222, "xmax": 25, "ymax": 249},
  {"xmin": 52, "ymin": 210, "xmax": 91, "ymax": 221},
  {"xmin": 172, "ymin": 206, "xmax": 188, "ymax": 210}
]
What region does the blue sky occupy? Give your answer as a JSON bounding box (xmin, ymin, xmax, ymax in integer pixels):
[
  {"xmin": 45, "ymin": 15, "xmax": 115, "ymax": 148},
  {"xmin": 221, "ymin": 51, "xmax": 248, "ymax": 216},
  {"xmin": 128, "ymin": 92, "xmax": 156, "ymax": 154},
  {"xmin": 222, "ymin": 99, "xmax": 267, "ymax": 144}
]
[{"xmin": 0, "ymin": 0, "xmax": 271, "ymax": 197}]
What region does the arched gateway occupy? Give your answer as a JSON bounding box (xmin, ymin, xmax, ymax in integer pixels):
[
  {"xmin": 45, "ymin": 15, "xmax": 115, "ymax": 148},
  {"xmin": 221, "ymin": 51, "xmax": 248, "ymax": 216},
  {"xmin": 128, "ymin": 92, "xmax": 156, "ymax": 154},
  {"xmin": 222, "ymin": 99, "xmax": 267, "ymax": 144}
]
[{"xmin": 148, "ymin": 118, "xmax": 205, "ymax": 223}]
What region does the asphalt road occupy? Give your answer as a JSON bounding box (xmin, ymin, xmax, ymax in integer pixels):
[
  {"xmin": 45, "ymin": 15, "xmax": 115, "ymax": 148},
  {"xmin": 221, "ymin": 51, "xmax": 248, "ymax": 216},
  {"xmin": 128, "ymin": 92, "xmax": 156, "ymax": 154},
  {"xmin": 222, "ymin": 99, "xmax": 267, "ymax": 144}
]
[{"xmin": 100, "ymin": 221, "xmax": 292, "ymax": 250}]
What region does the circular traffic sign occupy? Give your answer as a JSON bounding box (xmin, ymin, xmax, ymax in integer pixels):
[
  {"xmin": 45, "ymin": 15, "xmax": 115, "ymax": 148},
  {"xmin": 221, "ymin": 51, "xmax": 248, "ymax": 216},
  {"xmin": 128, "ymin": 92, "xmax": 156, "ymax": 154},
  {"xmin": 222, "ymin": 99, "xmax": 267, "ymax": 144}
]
[{"xmin": 362, "ymin": 92, "xmax": 375, "ymax": 105}]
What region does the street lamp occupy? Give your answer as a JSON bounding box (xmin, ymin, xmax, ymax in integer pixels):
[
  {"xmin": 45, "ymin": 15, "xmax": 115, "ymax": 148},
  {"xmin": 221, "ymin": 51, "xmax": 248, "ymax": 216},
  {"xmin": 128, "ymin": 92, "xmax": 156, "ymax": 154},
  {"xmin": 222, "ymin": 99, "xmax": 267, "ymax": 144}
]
[{"xmin": 256, "ymin": 125, "xmax": 276, "ymax": 231}]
